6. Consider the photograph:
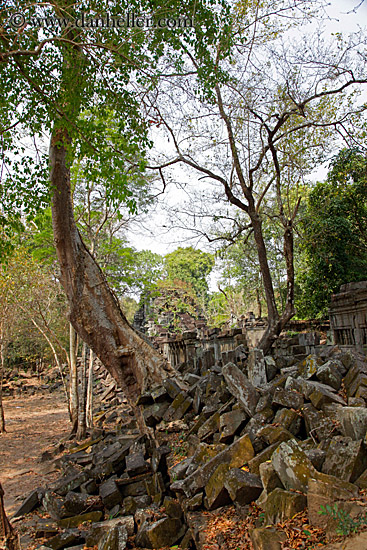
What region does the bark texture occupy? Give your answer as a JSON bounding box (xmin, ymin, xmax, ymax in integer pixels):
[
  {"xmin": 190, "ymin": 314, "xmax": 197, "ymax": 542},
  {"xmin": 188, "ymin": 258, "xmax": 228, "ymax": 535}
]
[
  {"xmin": 50, "ymin": 129, "xmax": 175, "ymax": 405},
  {"xmin": 0, "ymin": 483, "xmax": 20, "ymax": 550}
]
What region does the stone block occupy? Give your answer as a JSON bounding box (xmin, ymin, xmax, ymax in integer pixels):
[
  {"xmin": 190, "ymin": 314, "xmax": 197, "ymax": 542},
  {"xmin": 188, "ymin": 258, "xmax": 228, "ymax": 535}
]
[
  {"xmin": 143, "ymin": 402, "xmax": 170, "ymax": 427},
  {"xmin": 42, "ymin": 492, "xmax": 71, "ymax": 521},
  {"xmin": 272, "ymin": 440, "xmax": 317, "ymax": 493},
  {"xmin": 98, "ymin": 526, "xmax": 128, "ymax": 550},
  {"xmin": 49, "ymin": 472, "xmax": 90, "ymax": 497},
  {"xmin": 273, "ymin": 408, "xmax": 301, "ymax": 436},
  {"xmin": 259, "ymin": 462, "xmax": 283, "ymax": 493},
  {"xmin": 99, "ymin": 479, "xmax": 123, "ymax": 509},
  {"xmin": 264, "ymin": 488, "xmax": 306, "ymax": 524},
  {"xmin": 272, "ymin": 387, "xmax": 304, "ymax": 410},
  {"xmin": 163, "ymin": 392, "xmax": 193, "ymax": 421},
  {"xmin": 248, "ymin": 443, "xmax": 280, "ymax": 476},
  {"xmin": 204, "ymin": 463, "xmax": 231, "ymax": 510},
  {"xmin": 135, "ymin": 517, "xmax": 185, "ymax": 549},
  {"xmin": 13, "ymin": 488, "xmax": 44, "ymax": 517},
  {"xmin": 321, "ymin": 436, "xmax": 367, "ymax": 482},
  {"xmin": 250, "ymin": 527, "xmax": 287, "ymax": 550},
  {"xmin": 257, "ymin": 425, "xmax": 295, "ymax": 447},
  {"xmin": 307, "ymin": 476, "xmax": 359, "ymax": 528},
  {"xmin": 248, "ymin": 349, "xmax": 267, "ymax": 387},
  {"xmin": 304, "ymin": 449, "xmax": 326, "ymax": 471},
  {"xmin": 58, "ymin": 511, "xmax": 103, "ymax": 528},
  {"xmin": 47, "ymin": 529, "xmax": 82, "ymax": 550},
  {"xmin": 302, "ymin": 403, "xmax": 336, "ymax": 441},
  {"xmin": 219, "ymin": 409, "xmax": 247, "ymax": 443},
  {"xmin": 222, "ymin": 362, "xmax": 259, "ymax": 415},
  {"xmin": 224, "ymin": 468, "xmax": 263, "ymax": 505},
  {"xmin": 297, "ymin": 354, "xmax": 323, "ymax": 379},
  {"xmin": 171, "ymin": 433, "xmax": 254, "ymax": 498},
  {"xmin": 126, "ymin": 453, "xmax": 149, "ymax": 477},
  {"xmin": 151, "ymin": 445, "xmax": 170, "ymax": 476},
  {"xmin": 85, "ymin": 517, "xmax": 134, "ymax": 546},
  {"xmin": 309, "ymin": 386, "xmax": 346, "ymax": 409},
  {"xmin": 337, "ymin": 407, "xmax": 367, "ymax": 440},
  {"xmin": 197, "ymin": 412, "xmax": 220, "ymax": 441},
  {"xmin": 316, "ymin": 362, "xmax": 342, "ymax": 390}
]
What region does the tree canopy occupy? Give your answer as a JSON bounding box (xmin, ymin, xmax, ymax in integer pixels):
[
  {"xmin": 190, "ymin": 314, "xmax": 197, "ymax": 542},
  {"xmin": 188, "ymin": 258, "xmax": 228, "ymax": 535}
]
[{"xmin": 296, "ymin": 149, "xmax": 367, "ymax": 318}]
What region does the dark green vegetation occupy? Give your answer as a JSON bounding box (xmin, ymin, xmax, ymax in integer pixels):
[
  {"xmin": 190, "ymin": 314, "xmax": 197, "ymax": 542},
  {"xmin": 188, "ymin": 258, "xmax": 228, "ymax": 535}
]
[{"xmin": 296, "ymin": 150, "xmax": 367, "ymax": 318}]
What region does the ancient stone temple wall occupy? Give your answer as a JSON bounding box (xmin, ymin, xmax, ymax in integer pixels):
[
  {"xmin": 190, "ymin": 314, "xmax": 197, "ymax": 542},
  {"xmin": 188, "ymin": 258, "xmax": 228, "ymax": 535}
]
[{"xmin": 329, "ymin": 281, "xmax": 367, "ymax": 350}]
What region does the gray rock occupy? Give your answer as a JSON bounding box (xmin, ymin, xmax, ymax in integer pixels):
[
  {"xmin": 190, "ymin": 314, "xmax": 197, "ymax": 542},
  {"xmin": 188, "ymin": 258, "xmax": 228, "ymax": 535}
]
[
  {"xmin": 316, "ymin": 361, "xmax": 342, "ymax": 390},
  {"xmin": 259, "ymin": 462, "xmax": 283, "ymax": 493},
  {"xmin": 248, "ymin": 349, "xmax": 267, "ymax": 388},
  {"xmin": 222, "ymin": 363, "xmax": 259, "ymax": 415},
  {"xmin": 99, "ymin": 479, "xmax": 123, "ymax": 509},
  {"xmin": 47, "ymin": 529, "xmax": 82, "ymax": 550},
  {"xmin": 224, "ymin": 468, "xmax": 263, "ymax": 505},
  {"xmin": 204, "ymin": 463, "xmax": 231, "ymax": 510},
  {"xmin": 302, "ymin": 403, "xmax": 336, "ymax": 441},
  {"xmin": 337, "ymin": 407, "xmax": 367, "ymax": 440},
  {"xmin": 13, "ymin": 487, "xmax": 44, "ymax": 517},
  {"xmin": 163, "ymin": 392, "xmax": 193, "ymax": 421},
  {"xmin": 98, "ymin": 526, "xmax": 128, "ymax": 550},
  {"xmin": 126, "ymin": 453, "xmax": 149, "ymax": 477},
  {"xmin": 171, "ymin": 433, "xmax": 254, "ymax": 498},
  {"xmin": 85, "ymin": 517, "xmax": 134, "ymax": 547},
  {"xmin": 272, "ymin": 387, "xmax": 303, "ymax": 410},
  {"xmin": 321, "ymin": 436, "xmax": 367, "ymax": 482},
  {"xmin": 272, "ymin": 440, "xmax": 317, "ymax": 493},
  {"xmin": 219, "ymin": 409, "xmax": 247, "ymax": 443},
  {"xmin": 136, "ymin": 517, "xmax": 185, "ymax": 548}
]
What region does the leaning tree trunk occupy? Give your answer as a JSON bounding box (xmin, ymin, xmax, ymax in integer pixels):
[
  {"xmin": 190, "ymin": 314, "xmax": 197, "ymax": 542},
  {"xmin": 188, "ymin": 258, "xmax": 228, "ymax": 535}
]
[{"xmin": 50, "ymin": 128, "xmax": 175, "ymax": 410}]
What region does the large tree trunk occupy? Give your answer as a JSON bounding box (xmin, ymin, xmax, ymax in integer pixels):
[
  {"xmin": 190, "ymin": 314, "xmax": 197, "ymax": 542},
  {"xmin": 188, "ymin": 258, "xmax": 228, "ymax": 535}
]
[
  {"xmin": 50, "ymin": 128, "xmax": 175, "ymax": 406},
  {"xmin": 250, "ymin": 211, "xmax": 295, "ymax": 355}
]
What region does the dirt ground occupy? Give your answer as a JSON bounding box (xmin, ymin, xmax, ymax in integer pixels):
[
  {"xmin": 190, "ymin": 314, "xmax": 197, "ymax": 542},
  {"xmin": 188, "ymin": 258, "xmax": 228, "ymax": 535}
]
[{"xmin": 0, "ymin": 391, "xmax": 69, "ymax": 516}]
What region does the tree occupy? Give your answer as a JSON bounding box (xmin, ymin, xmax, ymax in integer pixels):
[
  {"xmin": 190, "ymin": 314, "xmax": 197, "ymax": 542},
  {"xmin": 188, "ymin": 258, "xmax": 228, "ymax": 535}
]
[
  {"xmin": 149, "ymin": 1, "xmax": 367, "ymax": 352},
  {"xmin": 296, "ymin": 149, "xmax": 367, "ymax": 318},
  {"xmin": 0, "ymin": 0, "xmax": 227, "ymax": 418},
  {"xmin": 164, "ymin": 247, "xmax": 214, "ymax": 302}
]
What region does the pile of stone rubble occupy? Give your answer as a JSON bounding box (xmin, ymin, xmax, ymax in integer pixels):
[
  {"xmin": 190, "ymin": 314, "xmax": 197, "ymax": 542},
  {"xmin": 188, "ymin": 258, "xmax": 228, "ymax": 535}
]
[{"xmin": 13, "ymin": 345, "xmax": 367, "ymax": 550}]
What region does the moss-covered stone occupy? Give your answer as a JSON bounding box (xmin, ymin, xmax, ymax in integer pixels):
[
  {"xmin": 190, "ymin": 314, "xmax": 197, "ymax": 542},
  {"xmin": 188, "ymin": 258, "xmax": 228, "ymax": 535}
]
[
  {"xmin": 322, "ymin": 436, "xmax": 367, "ymax": 482},
  {"xmin": 248, "ymin": 443, "xmax": 280, "ymax": 476},
  {"xmin": 205, "ymin": 463, "xmax": 231, "ymax": 510},
  {"xmin": 264, "ymin": 488, "xmax": 306, "ymax": 524},
  {"xmin": 297, "ymin": 354, "xmax": 322, "ymax": 379},
  {"xmin": 272, "ymin": 440, "xmax": 317, "ymax": 493},
  {"xmin": 173, "ymin": 433, "xmax": 254, "ymax": 498},
  {"xmin": 224, "ymin": 468, "xmax": 263, "ymax": 505},
  {"xmin": 135, "ymin": 517, "xmax": 185, "ymax": 549},
  {"xmin": 197, "ymin": 412, "xmax": 220, "ymax": 441},
  {"xmin": 58, "ymin": 510, "xmax": 103, "ymax": 528}
]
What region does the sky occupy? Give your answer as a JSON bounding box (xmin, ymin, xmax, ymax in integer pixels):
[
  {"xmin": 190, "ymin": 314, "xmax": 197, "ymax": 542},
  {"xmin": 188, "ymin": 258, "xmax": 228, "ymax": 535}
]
[{"xmin": 128, "ymin": 0, "xmax": 367, "ymax": 257}]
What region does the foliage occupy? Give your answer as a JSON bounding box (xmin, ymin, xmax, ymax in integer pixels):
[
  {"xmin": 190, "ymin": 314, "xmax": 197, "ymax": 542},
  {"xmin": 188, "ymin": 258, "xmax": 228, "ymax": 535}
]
[
  {"xmin": 296, "ymin": 149, "xmax": 367, "ymax": 318},
  {"xmin": 318, "ymin": 503, "xmax": 367, "ymax": 537},
  {"xmin": 153, "ymin": 278, "xmax": 203, "ymax": 332},
  {"xmin": 0, "ymin": 246, "xmax": 68, "ymax": 370},
  {"xmin": 164, "ymin": 247, "xmax": 214, "ymax": 301},
  {"xmin": 206, "ymin": 288, "xmax": 250, "ymax": 327}
]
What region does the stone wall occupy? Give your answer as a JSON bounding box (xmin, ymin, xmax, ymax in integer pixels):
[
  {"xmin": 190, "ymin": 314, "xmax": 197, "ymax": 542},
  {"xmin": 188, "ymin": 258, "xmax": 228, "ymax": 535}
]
[{"xmin": 329, "ymin": 281, "xmax": 367, "ymax": 350}]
